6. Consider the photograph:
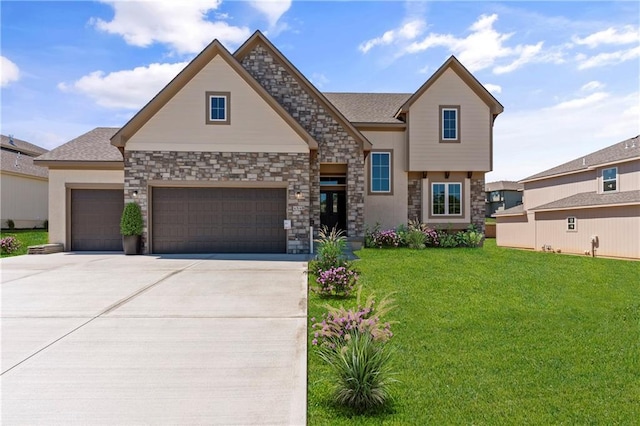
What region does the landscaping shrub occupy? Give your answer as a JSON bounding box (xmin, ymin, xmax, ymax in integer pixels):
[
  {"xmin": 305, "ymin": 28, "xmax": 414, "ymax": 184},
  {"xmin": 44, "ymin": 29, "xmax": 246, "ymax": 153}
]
[
  {"xmin": 314, "ymin": 266, "xmax": 359, "ymax": 297},
  {"xmin": 406, "ymin": 229, "xmax": 426, "ymax": 249},
  {"xmin": 120, "ymin": 202, "xmax": 143, "ymax": 236},
  {"xmin": 6, "ymin": 219, "xmax": 15, "ymax": 230},
  {"xmin": 317, "ymin": 331, "xmax": 396, "ymax": 413},
  {"xmin": 437, "ymin": 230, "xmax": 459, "ymax": 248},
  {"xmin": 1, "ymin": 236, "xmax": 20, "ymax": 254},
  {"xmin": 458, "ymin": 225, "xmax": 484, "ymax": 247},
  {"xmin": 310, "ymin": 226, "xmax": 360, "ymax": 298},
  {"xmin": 369, "ymin": 229, "xmax": 402, "ymax": 248},
  {"xmin": 364, "ymin": 222, "xmax": 381, "ymax": 248}
]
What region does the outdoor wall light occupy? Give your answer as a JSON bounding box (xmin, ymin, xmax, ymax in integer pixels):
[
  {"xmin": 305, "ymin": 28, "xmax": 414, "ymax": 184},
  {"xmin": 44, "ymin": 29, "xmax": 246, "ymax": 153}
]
[
  {"xmin": 295, "ymin": 191, "xmax": 302, "ymax": 200},
  {"xmin": 133, "ymin": 190, "xmax": 138, "ymax": 198}
]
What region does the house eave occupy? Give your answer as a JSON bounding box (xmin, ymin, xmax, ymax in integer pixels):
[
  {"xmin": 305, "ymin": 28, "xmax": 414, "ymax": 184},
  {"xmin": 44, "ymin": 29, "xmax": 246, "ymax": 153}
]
[
  {"xmin": 33, "ymin": 160, "xmax": 124, "ymax": 170},
  {"xmin": 520, "ymin": 156, "xmax": 640, "ymax": 184},
  {"xmin": 531, "ymin": 201, "xmax": 640, "ymax": 212}
]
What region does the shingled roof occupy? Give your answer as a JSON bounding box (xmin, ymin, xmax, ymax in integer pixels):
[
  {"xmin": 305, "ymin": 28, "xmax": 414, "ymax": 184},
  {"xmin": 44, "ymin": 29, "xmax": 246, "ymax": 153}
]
[
  {"xmin": 485, "ymin": 180, "xmax": 523, "ymax": 192},
  {"xmin": 1, "ymin": 149, "xmax": 48, "ymax": 179},
  {"xmin": 522, "ymin": 135, "xmax": 640, "ymax": 182},
  {"xmin": 1, "ymin": 134, "xmax": 48, "ymax": 157},
  {"xmin": 35, "ymin": 127, "xmax": 123, "ymax": 163},
  {"xmin": 323, "ymin": 93, "xmax": 410, "ymax": 124},
  {"xmin": 531, "ymin": 190, "xmax": 640, "ymax": 211}
]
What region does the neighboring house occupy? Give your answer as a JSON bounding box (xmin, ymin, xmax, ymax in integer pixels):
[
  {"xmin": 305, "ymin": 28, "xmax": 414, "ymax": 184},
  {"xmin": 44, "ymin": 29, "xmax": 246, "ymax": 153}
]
[
  {"xmin": 1, "ymin": 134, "xmax": 49, "ymax": 229},
  {"xmin": 485, "ymin": 180, "xmax": 523, "ymax": 217},
  {"xmin": 35, "ymin": 31, "xmax": 503, "ymax": 254},
  {"xmin": 495, "ymin": 136, "xmax": 640, "ymax": 259}
]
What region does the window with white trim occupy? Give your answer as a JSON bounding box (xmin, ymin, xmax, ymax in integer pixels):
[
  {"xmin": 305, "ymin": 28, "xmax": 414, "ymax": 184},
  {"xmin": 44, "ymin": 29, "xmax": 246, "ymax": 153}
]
[
  {"xmin": 567, "ymin": 217, "xmax": 577, "ymax": 232},
  {"xmin": 432, "ymin": 182, "xmax": 462, "ymax": 215},
  {"xmin": 602, "ymin": 167, "xmax": 617, "ymax": 192},
  {"xmin": 441, "ymin": 107, "xmax": 459, "ymax": 141},
  {"xmin": 370, "ymin": 152, "xmax": 391, "ymax": 193},
  {"xmin": 205, "ymin": 91, "xmax": 230, "ymax": 125}
]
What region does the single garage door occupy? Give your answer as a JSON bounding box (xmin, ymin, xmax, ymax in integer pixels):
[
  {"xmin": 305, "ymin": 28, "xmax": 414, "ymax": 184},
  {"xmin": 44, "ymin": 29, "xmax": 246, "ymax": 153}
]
[
  {"xmin": 152, "ymin": 187, "xmax": 287, "ymax": 254},
  {"xmin": 71, "ymin": 189, "xmax": 124, "ymax": 251}
]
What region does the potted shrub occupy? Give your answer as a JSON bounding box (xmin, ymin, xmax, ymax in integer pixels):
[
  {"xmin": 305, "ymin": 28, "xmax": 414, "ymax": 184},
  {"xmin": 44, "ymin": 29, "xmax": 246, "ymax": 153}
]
[{"xmin": 120, "ymin": 202, "xmax": 143, "ymax": 255}]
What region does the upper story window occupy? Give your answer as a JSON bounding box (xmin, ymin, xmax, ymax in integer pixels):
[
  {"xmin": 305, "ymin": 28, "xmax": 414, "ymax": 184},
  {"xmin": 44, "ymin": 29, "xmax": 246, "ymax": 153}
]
[
  {"xmin": 432, "ymin": 182, "xmax": 462, "ymax": 215},
  {"xmin": 370, "ymin": 151, "xmax": 392, "ymax": 194},
  {"xmin": 440, "ymin": 106, "xmax": 460, "ymax": 143},
  {"xmin": 602, "ymin": 167, "xmax": 617, "ymax": 192},
  {"xmin": 205, "ymin": 91, "xmax": 230, "ymax": 125}
]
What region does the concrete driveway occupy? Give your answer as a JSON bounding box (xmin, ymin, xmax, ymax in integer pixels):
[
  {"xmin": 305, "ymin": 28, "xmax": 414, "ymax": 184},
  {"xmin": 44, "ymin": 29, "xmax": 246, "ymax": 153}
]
[{"xmin": 1, "ymin": 253, "xmax": 308, "ymax": 425}]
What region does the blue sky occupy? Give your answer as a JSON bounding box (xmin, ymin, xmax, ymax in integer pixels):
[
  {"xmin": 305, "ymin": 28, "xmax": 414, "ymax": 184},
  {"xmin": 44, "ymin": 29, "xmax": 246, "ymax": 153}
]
[{"xmin": 1, "ymin": 1, "xmax": 638, "ymax": 181}]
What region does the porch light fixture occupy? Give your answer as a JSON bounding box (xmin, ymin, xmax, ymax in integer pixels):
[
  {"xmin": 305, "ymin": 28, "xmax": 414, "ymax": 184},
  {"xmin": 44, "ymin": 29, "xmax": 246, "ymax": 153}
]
[
  {"xmin": 132, "ymin": 190, "xmax": 138, "ymax": 198},
  {"xmin": 295, "ymin": 191, "xmax": 302, "ymax": 200},
  {"xmin": 445, "ymin": 171, "xmax": 450, "ymax": 179}
]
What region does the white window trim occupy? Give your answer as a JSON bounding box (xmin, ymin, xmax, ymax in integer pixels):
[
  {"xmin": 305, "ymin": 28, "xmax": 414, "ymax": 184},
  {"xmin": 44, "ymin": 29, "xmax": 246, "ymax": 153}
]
[
  {"xmin": 209, "ymin": 94, "xmax": 228, "ymax": 122},
  {"xmin": 567, "ymin": 216, "xmax": 577, "ymax": 232},
  {"xmin": 441, "ymin": 108, "xmax": 458, "ymax": 141},
  {"xmin": 432, "ymin": 182, "xmax": 463, "ymax": 216},
  {"xmin": 370, "ymin": 151, "xmax": 392, "ymax": 194},
  {"xmin": 602, "ymin": 166, "xmax": 618, "ymax": 193}
]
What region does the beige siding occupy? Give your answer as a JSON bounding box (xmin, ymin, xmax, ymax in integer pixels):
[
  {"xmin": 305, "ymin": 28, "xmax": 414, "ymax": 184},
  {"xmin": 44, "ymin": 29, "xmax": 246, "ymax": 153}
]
[
  {"xmin": 421, "ymin": 171, "xmax": 472, "ymax": 225},
  {"xmin": 363, "ymin": 130, "xmax": 408, "ymax": 228},
  {"xmin": 48, "ymin": 169, "xmax": 124, "ymax": 249},
  {"xmin": 126, "ymin": 56, "xmax": 308, "ymax": 153},
  {"xmin": 407, "ymin": 68, "xmax": 491, "ymax": 171},
  {"xmin": 605, "ymin": 160, "xmax": 640, "ymax": 193},
  {"xmin": 1, "ymin": 172, "xmax": 48, "ymax": 228},
  {"xmin": 536, "ymin": 207, "xmax": 640, "ymax": 259},
  {"xmin": 496, "ymin": 213, "xmax": 536, "ymax": 249},
  {"xmin": 524, "ymin": 171, "xmax": 595, "ymax": 209}
]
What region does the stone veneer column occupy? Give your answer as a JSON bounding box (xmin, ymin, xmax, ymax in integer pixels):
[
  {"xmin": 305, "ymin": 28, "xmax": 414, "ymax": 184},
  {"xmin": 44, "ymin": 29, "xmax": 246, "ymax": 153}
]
[
  {"xmin": 407, "ymin": 175, "xmax": 422, "ymax": 222},
  {"xmin": 124, "ymin": 150, "xmax": 310, "ymax": 254},
  {"xmin": 470, "ymin": 176, "xmax": 486, "ymax": 238},
  {"xmin": 240, "ymin": 45, "xmax": 366, "ymax": 240}
]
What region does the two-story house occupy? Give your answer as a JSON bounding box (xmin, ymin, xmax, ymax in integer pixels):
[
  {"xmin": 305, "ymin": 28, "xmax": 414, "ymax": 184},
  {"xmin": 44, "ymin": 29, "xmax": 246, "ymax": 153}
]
[
  {"xmin": 35, "ymin": 31, "xmax": 503, "ymax": 254},
  {"xmin": 495, "ymin": 136, "xmax": 640, "ymax": 259},
  {"xmin": 485, "ymin": 180, "xmax": 523, "ymax": 217}
]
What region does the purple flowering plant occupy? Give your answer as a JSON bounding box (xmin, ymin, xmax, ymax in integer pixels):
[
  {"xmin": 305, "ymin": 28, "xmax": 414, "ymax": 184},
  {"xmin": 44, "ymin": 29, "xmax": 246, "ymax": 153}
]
[
  {"xmin": 0, "ymin": 236, "xmax": 20, "ymax": 254},
  {"xmin": 314, "ymin": 266, "xmax": 359, "ymax": 297},
  {"xmin": 370, "ymin": 229, "xmax": 401, "ymax": 248}
]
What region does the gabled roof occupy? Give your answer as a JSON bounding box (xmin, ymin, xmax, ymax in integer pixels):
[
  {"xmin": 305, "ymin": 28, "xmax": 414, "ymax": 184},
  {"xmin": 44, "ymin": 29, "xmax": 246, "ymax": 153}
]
[
  {"xmin": 522, "ymin": 135, "xmax": 640, "ymax": 183},
  {"xmin": 1, "ymin": 149, "xmax": 48, "ymax": 179},
  {"xmin": 1, "ymin": 134, "xmax": 48, "ymax": 157},
  {"xmin": 323, "ymin": 93, "xmax": 410, "ymax": 124},
  {"xmin": 395, "ymin": 55, "xmax": 504, "ymax": 118},
  {"xmin": 493, "ymin": 204, "xmax": 525, "ymax": 217},
  {"xmin": 111, "ymin": 38, "xmax": 318, "ymax": 150},
  {"xmin": 234, "ymin": 31, "xmax": 373, "ymax": 151},
  {"xmin": 35, "ymin": 127, "xmax": 123, "ymax": 166},
  {"xmin": 485, "ymin": 181, "xmax": 523, "ymax": 192},
  {"xmin": 530, "ymin": 190, "xmax": 640, "ymax": 211}
]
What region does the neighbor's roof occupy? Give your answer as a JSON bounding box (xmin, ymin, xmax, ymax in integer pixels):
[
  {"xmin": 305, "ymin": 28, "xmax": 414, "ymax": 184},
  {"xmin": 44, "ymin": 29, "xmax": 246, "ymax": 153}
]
[
  {"xmin": 1, "ymin": 134, "xmax": 48, "ymax": 157},
  {"xmin": 35, "ymin": 127, "xmax": 123, "ymax": 163},
  {"xmin": 1, "ymin": 149, "xmax": 48, "ymax": 178},
  {"xmin": 485, "ymin": 180, "xmax": 523, "ymax": 192},
  {"xmin": 530, "ymin": 190, "xmax": 640, "ymax": 211},
  {"xmin": 522, "ymin": 135, "xmax": 640, "ymax": 182},
  {"xmin": 493, "ymin": 204, "xmax": 525, "ymax": 217},
  {"xmin": 323, "ymin": 93, "xmax": 410, "ymax": 124}
]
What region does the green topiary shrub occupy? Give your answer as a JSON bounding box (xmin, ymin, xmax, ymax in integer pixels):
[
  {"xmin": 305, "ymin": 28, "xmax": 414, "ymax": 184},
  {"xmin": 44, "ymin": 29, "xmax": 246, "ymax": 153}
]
[
  {"xmin": 120, "ymin": 202, "xmax": 143, "ymax": 236},
  {"xmin": 6, "ymin": 219, "xmax": 15, "ymax": 230}
]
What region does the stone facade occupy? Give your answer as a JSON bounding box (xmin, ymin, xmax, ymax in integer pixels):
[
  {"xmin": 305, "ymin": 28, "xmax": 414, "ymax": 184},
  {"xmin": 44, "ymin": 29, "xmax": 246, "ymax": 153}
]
[
  {"xmin": 240, "ymin": 44, "xmax": 366, "ymax": 239},
  {"xmin": 407, "ymin": 174, "xmax": 422, "ymax": 222},
  {"xmin": 470, "ymin": 177, "xmax": 486, "ymax": 236},
  {"xmin": 124, "ymin": 150, "xmax": 310, "ymax": 254}
]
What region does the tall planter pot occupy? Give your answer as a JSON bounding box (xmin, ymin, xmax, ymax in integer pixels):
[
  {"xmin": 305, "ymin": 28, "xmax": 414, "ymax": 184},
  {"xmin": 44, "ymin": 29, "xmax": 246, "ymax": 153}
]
[{"xmin": 122, "ymin": 235, "xmax": 141, "ymax": 255}]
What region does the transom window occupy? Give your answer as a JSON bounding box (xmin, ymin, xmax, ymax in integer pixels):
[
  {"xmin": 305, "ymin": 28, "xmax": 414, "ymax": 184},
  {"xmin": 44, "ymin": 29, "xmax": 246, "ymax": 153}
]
[
  {"xmin": 441, "ymin": 106, "xmax": 459, "ymax": 142},
  {"xmin": 205, "ymin": 91, "xmax": 230, "ymax": 125},
  {"xmin": 602, "ymin": 167, "xmax": 617, "ymax": 192},
  {"xmin": 567, "ymin": 217, "xmax": 577, "ymax": 232},
  {"xmin": 370, "ymin": 152, "xmax": 391, "ymax": 193},
  {"xmin": 432, "ymin": 183, "xmax": 462, "ymax": 215}
]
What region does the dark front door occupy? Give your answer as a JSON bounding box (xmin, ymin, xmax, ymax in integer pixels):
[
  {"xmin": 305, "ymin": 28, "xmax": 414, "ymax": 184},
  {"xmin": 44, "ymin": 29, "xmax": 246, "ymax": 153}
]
[{"xmin": 320, "ymin": 190, "xmax": 347, "ymax": 235}]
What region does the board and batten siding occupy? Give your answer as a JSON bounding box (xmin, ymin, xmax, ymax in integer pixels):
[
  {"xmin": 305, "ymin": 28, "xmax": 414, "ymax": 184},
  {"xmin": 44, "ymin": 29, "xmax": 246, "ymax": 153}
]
[
  {"xmin": 407, "ymin": 68, "xmax": 491, "ymax": 172},
  {"xmin": 125, "ymin": 55, "xmax": 309, "ymax": 154},
  {"xmin": 496, "ymin": 213, "xmax": 535, "ymax": 249},
  {"xmin": 363, "ymin": 129, "xmax": 407, "ymax": 229},
  {"xmin": 1, "ymin": 173, "xmax": 48, "ymax": 228},
  {"xmin": 48, "ymin": 169, "xmax": 124, "ymax": 249},
  {"xmin": 536, "ymin": 207, "xmax": 640, "ymax": 259}
]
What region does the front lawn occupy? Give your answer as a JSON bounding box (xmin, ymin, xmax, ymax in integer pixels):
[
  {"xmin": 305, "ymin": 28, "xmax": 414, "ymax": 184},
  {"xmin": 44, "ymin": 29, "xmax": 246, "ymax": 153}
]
[
  {"xmin": 0, "ymin": 229, "xmax": 48, "ymax": 257},
  {"xmin": 308, "ymin": 240, "xmax": 639, "ymax": 424}
]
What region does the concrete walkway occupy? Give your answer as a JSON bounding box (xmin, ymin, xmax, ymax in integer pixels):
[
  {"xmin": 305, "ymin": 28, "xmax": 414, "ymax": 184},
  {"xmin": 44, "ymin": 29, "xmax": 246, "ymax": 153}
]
[{"xmin": 1, "ymin": 253, "xmax": 308, "ymax": 425}]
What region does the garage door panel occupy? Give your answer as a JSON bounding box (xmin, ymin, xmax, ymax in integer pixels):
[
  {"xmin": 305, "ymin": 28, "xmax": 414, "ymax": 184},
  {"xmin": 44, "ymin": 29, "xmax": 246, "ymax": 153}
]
[
  {"xmin": 152, "ymin": 187, "xmax": 286, "ymax": 253},
  {"xmin": 71, "ymin": 190, "xmax": 123, "ymax": 251}
]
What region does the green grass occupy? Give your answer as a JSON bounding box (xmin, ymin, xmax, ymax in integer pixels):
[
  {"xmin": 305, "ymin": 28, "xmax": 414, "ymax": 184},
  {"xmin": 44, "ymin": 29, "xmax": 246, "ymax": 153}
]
[
  {"xmin": 308, "ymin": 240, "xmax": 640, "ymax": 424},
  {"xmin": 485, "ymin": 217, "xmax": 496, "ymax": 224},
  {"xmin": 0, "ymin": 229, "xmax": 48, "ymax": 257}
]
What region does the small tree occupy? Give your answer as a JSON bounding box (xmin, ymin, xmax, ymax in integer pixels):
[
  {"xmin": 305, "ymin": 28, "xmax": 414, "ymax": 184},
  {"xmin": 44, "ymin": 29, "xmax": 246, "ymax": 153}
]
[{"xmin": 120, "ymin": 202, "xmax": 143, "ymax": 236}]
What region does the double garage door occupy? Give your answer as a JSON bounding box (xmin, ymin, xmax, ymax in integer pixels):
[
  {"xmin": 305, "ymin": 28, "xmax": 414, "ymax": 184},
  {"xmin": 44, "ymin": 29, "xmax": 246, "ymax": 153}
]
[{"xmin": 70, "ymin": 188, "xmax": 286, "ymax": 253}]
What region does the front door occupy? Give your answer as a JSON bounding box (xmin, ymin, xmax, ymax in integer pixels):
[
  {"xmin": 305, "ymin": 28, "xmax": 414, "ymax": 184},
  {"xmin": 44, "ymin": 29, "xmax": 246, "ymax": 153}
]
[{"xmin": 320, "ymin": 190, "xmax": 347, "ymax": 235}]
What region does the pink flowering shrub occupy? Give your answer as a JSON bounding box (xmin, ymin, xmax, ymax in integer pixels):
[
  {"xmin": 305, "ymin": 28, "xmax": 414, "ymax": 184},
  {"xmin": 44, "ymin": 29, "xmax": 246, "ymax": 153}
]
[
  {"xmin": 370, "ymin": 229, "xmax": 401, "ymax": 248},
  {"xmin": 0, "ymin": 236, "xmax": 20, "ymax": 254},
  {"xmin": 315, "ymin": 266, "xmax": 359, "ymax": 297}
]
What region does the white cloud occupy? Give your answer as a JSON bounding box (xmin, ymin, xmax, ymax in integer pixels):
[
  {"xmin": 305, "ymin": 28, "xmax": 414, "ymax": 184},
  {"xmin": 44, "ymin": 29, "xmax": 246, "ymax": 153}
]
[
  {"xmin": 573, "ymin": 25, "xmax": 640, "ymax": 48},
  {"xmin": 93, "ymin": 1, "xmax": 251, "ymax": 54},
  {"xmin": 1, "ymin": 56, "xmax": 20, "ymax": 87},
  {"xmin": 249, "ymin": 0, "xmax": 292, "ymax": 28},
  {"xmin": 580, "ymin": 80, "xmax": 604, "ymax": 92},
  {"xmin": 359, "ymin": 19, "xmax": 426, "ymax": 53},
  {"xmin": 310, "ymin": 72, "xmax": 329, "ymax": 89},
  {"xmin": 483, "ymin": 83, "xmax": 502, "ymax": 94},
  {"xmin": 576, "ymin": 45, "xmax": 640, "ymax": 70},
  {"xmin": 403, "ymin": 14, "xmax": 559, "ymax": 73},
  {"xmin": 58, "ymin": 62, "xmax": 187, "ymax": 109},
  {"xmin": 488, "ymin": 92, "xmax": 639, "ymax": 181}
]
